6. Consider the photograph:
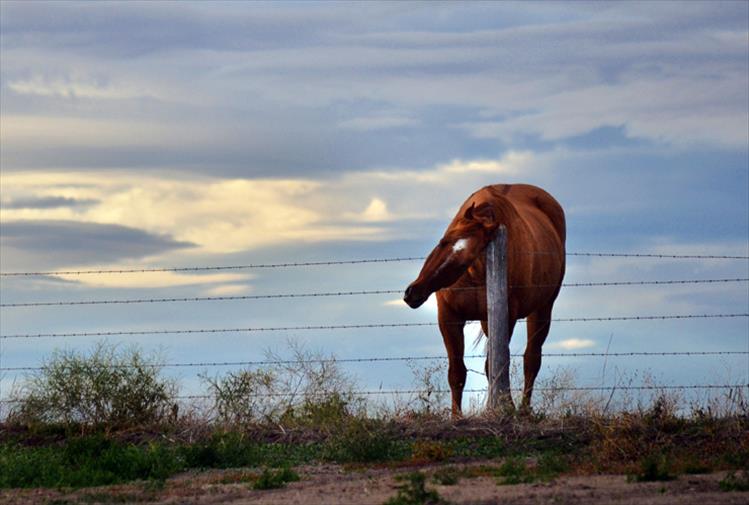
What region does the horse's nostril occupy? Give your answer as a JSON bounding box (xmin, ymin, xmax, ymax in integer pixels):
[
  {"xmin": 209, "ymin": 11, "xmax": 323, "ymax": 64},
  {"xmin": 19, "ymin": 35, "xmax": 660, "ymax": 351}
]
[{"xmin": 404, "ymin": 286, "xmax": 413, "ymax": 299}]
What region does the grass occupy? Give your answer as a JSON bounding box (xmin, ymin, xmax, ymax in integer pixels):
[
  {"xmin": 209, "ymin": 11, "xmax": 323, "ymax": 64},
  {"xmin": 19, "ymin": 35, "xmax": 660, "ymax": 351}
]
[
  {"xmin": 719, "ymin": 471, "xmax": 749, "ymax": 492},
  {"xmin": 252, "ymin": 467, "xmax": 300, "ymax": 490},
  {"xmin": 2, "ymin": 342, "xmax": 747, "ymax": 492},
  {"xmin": 627, "ymin": 453, "xmax": 676, "ymax": 483},
  {"xmin": 384, "ymin": 472, "xmax": 446, "ymax": 505},
  {"xmin": 2, "ymin": 410, "xmax": 747, "ymax": 490}
]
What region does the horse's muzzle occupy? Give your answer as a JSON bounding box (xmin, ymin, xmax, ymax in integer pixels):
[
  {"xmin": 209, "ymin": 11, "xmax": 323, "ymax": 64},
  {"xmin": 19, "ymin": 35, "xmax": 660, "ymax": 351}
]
[{"xmin": 403, "ymin": 284, "xmax": 428, "ymax": 309}]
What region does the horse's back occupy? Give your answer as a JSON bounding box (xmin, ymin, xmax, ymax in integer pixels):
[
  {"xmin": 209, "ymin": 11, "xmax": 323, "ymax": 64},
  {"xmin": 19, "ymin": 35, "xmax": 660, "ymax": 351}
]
[{"xmin": 476, "ymin": 184, "xmax": 566, "ymax": 244}]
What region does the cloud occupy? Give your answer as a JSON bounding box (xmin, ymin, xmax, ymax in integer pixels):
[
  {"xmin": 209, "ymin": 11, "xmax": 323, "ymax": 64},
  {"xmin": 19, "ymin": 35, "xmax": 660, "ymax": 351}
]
[
  {"xmin": 0, "ymin": 150, "xmax": 535, "ymax": 259},
  {"xmin": 547, "ymin": 338, "xmax": 596, "ymax": 350},
  {"xmin": 8, "ymin": 76, "xmax": 152, "ymax": 100},
  {"xmin": 338, "ymin": 114, "xmax": 420, "ymax": 131},
  {"xmin": 2, "ymin": 1, "xmax": 746, "ymax": 180},
  {"xmin": 57, "ymin": 271, "xmax": 252, "ymax": 290},
  {"xmin": 0, "ymin": 220, "xmax": 192, "ymax": 272},
  {"xmin": 1, "ymin": 196, "xmax": 98, "ymax": 209},
  {"xmin": 358, "ymin": 198, "xmax": 392, "ymax": 222}
]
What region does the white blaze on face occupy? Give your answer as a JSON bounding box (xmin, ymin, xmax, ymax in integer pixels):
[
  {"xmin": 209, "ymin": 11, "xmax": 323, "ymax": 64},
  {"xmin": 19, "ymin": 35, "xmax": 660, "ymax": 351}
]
[{"xmin": 452, "ymin": 238, "xmax": 470, "ymax": 253}]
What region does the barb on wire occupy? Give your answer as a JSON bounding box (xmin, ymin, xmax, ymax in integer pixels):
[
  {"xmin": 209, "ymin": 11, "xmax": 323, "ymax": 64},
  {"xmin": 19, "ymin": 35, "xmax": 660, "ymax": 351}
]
[
  {"xmin": 1, "ymin": 313, "xmax": 746, "ymax": 339},
  {"xmin": 2, "ymin": 278, "xmax": 747, "ymax": 308},
  {"xmin": 1, "ymin": 251, "xmax": 746, "ymax": 277},
  {"xmin": 2, "ymin": 350, "xmax": 747, "ymax": 372}
]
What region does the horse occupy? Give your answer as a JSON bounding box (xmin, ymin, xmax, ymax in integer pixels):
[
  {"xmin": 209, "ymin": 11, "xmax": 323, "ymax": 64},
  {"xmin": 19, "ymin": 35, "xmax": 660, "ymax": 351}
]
[{"xmin": 403, "ymin": 183, "xmax": 566, "ymax": 416}]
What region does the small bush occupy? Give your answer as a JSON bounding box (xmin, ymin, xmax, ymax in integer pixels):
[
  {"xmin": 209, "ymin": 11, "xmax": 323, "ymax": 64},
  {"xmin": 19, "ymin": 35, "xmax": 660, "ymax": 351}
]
[
  {"xmin": 201, "ymin": 341, "xmax": 363, "ymax": 427},
  {"xmin": 180, "ymin": 431, "xmax": 263, "ymax": 469},
  {"xmin": 431, "ymin": 467, "xmax": 459, "ymax": 486},
  {"xmin": 496, "ymin": 457, "xmax": 534, "ymax": 485},
  {"xmin": 719, "ymin": 471, "xmax": 749, "ymax": 492},
  {"xmin": 8, "ymin": 343, "xmax": 176, "ymax": 428},
  {"xmin": 535, "ymin": 451, "xmax": 569, "ymax": 480},
  {"xmin": 628, "ymin": 453, "xmax": 675, "ymax": 483},
  {"xmin": 201, "ymin": 369, "xmax": 279, "ymax": 425},
  {"xmin": 384, "ymin": 472, "xmax": 446, "ymax": 505},
  {"xmin": 411, "ymin": 440, "xmax": 453, "ymax": 463},
  {"xmin": 252, "ymin": 467, "xmax": 299, "ymax": 490},
  {"xmin": 323, "ymin": 418, "xmax": 406, "ymax": 463}
]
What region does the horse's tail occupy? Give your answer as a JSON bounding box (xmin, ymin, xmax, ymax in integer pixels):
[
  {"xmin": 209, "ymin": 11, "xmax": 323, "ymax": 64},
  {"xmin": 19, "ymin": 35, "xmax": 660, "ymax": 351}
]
[{"xmin": 472, "ymin": 325, "xmax": 486, "ymax": 351}]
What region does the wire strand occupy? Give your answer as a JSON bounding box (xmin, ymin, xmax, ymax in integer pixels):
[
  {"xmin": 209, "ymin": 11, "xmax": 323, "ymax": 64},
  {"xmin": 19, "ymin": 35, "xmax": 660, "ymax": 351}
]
[
  {"xmin": 2, "ymin": 251, "xmax": 746, "ymax": 277},
  {"xmin": 1, "ymin": 313, "xmax": 746, "ymax": 339},
  {"xmin": 2, "ymin": 278, "xmax": 746, "ymax": 308},
  {"xmin": 2, "ymin": 350, "xmax": 746, "ymax": 372},
  {"xmin": 1, "ymin": 384, "xmax": 746, "ymax": 404}
]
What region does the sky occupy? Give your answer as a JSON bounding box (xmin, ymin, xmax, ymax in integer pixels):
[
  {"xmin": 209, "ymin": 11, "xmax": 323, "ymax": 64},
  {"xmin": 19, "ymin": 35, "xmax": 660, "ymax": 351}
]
[{"xmin": 1, "ymin": 1, "xmax": 748, "ymax": 414}]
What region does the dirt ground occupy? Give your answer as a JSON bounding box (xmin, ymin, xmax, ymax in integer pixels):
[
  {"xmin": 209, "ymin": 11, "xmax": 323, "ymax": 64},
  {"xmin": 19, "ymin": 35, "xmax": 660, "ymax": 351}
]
[{"xmin": 2, "ymin": 463, "xmax": 747, "ymax": 505}]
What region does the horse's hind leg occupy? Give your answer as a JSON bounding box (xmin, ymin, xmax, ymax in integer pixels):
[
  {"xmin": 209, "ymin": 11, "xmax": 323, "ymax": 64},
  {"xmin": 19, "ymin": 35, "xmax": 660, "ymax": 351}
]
[{"xmin": 522, "ymin": 304, "xmax": 553, "ymax": 412}]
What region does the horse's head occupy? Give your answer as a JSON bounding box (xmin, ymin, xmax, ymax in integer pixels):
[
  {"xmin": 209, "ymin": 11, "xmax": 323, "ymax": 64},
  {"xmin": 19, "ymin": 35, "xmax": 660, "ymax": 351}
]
[{"xmin": 404, "ymin": 202, "xmax": 499, "ymax": 308}]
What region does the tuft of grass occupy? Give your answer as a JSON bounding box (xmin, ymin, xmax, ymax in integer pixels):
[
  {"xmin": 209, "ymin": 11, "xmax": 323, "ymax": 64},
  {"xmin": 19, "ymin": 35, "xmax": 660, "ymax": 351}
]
[
  {"xmin": 535, "ymin": 451, "xmax": 570, "ymax": 480},
  {"xmin": 496, "ymin": 457, "xmax": 535, "ymax": 485},
  {"xmin": 431, "ymin": 467, "xmax": 459, "ymax": 486},
  {"xmin": 628, "ymin": 453, "xmax": 676, "ymax": 483},
  {"xmin": 719, "ymin": 471, "xmax": 749, "ymax": 492},
  {"xmin": 323, "ymin": 418, "xmax": 407, "ymax": 463},
  {"xmin": 252, "ymin": 466, "xmax": 299, "ymax": 490},
  {"xmin": 384, "ymin": 472, "xmax": 447, "ymax": 505},
  {"xmin": 411, "ymin": 440, "xmax": 453, "ymax": 463}
]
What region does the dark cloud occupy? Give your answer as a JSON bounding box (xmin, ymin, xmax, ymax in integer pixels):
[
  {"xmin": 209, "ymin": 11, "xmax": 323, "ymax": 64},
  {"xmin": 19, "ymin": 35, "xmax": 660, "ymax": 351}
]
[
  {"xmin": 0, "ymin": 220, "xmax": 193, "ymax": 271},
  {"xmin": 1, "ymin": 196, "xmax": 98, "ymax": 209}
]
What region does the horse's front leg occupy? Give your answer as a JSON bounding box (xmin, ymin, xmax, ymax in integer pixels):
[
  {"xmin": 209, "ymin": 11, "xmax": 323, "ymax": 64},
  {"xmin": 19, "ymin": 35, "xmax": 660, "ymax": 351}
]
[{"xmin": 437, "ymin": 305, "xmax": 466, "ymax": 417}]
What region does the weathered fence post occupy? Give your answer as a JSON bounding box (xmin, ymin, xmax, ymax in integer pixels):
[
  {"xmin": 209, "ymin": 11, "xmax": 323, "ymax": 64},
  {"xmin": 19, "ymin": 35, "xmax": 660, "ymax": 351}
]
[{"xmin": 486, "ymin": 225, "xmax": 511, "ymax": 411}]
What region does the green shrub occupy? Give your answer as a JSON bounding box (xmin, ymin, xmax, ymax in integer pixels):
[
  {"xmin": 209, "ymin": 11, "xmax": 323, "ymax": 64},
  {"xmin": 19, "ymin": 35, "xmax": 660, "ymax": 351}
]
[
  {"xmin": 252, "ymin": 467, "xmax": 299, "ymax": 490},
  {"xmin": 431, "ymin": 467, "xmax": 459, "ymax": 486},
  {"xmin": 201, "ymin": 369, "xmax": 279, "ymax": 425},
  {"xmin": 628, "ymin": 453, "xmax": 675, "ymax": 483},
  {"xmin": 496, "ymin": 457, "xmax": 534, "ymax": 485},
  {"xmin": 0, "ymin": 436, "xmax": 180, "ymax": 488},
  {"xmin": 384, "ymin": 472, "xmax": 446, "ymax": 505},
  {"xmin": 719, "ymin": 471, "xmax": 749, "ymax": 492},
  {"xmin": 180, "ymin": 431, "xmax": 261, "ymax": 469},
  {"xmin": 323, "ymin": 418, "xmax": 406, "ymax": 463},
  {"xmin": 201, "ymin": 341, "xmax": 363, "ymax": 427},
  {"xmin": 8, "ymin": 343, "xmax": 176, "ymax": 428}
]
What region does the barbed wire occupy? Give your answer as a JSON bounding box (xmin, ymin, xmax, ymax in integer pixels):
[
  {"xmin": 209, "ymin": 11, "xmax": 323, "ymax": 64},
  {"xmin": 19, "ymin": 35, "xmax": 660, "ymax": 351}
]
[
  {"xmin": 2, "ymin": 278, "xmax": 746, "ymax": 308},
  {"xmin": 0, "ymin": 384, "xmax": 746, "ymax": 404},
  {"xmin": 2, "ymin": 251, "xmax": 747, "ymax": 277},
  {"xmin": 174, "ymin": 384, "xmax": 747, "ymax": 399},
  {"xmin": 2, "ymin": 350, "xmax": 746, "ymax": 372},
  {"xmin": 1, "ymin": 313, "xmax": 746, "ymax": 340}
]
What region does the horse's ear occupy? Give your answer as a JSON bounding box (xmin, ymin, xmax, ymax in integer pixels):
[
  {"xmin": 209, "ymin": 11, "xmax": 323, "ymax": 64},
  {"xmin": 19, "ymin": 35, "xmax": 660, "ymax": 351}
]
[
  {"xmin": 463, "ymin": 202, "xmax": 476, "ymax": 220},
  {"xmin": 472, "ymin": 202, "xmax": 497, "ymax": 229}
]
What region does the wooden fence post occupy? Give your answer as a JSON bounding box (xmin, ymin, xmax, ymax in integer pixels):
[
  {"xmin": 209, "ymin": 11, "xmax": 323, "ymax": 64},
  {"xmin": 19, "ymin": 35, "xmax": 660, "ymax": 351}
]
[{"xmin": 486, "ymin": 225, "xmax": 511, "ymax": 411}]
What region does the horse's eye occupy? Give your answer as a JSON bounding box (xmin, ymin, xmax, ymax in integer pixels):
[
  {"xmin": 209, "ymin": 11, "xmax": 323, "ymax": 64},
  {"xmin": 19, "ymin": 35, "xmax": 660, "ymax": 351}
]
[{"xmin": 439, "ymin": 239, "xmax": 449, "ymax": 247}]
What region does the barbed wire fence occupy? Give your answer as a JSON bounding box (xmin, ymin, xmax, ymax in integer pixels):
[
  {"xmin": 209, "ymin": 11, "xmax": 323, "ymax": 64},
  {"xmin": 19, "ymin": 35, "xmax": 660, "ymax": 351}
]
[{"xmin": 1, "ymin": 251, "xmax": 748, "ymax": 413}]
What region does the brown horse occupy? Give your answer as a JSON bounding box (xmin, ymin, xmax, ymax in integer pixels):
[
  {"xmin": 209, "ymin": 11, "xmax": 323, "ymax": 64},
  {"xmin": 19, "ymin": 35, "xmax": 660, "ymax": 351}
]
[{"xmin": 403, "ymin": 183, "xmax": 566, "ymax": 416}]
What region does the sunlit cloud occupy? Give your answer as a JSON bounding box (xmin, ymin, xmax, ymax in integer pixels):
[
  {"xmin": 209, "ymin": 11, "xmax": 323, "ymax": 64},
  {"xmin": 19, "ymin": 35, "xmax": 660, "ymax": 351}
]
[
  {"xmin": 56, "ymin": 271, "xmax": 252, "ymax": 290},
  {"xmin": 8, "ymin": 76, "xmax": 153, "ymax": 100},
  {"xmin": 0, "ymin": 150, "xmax": 538, "ymax": 259},
  {"xmin": 547, "ymin": 338, "xmax": 596, "ymax": 350}
]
